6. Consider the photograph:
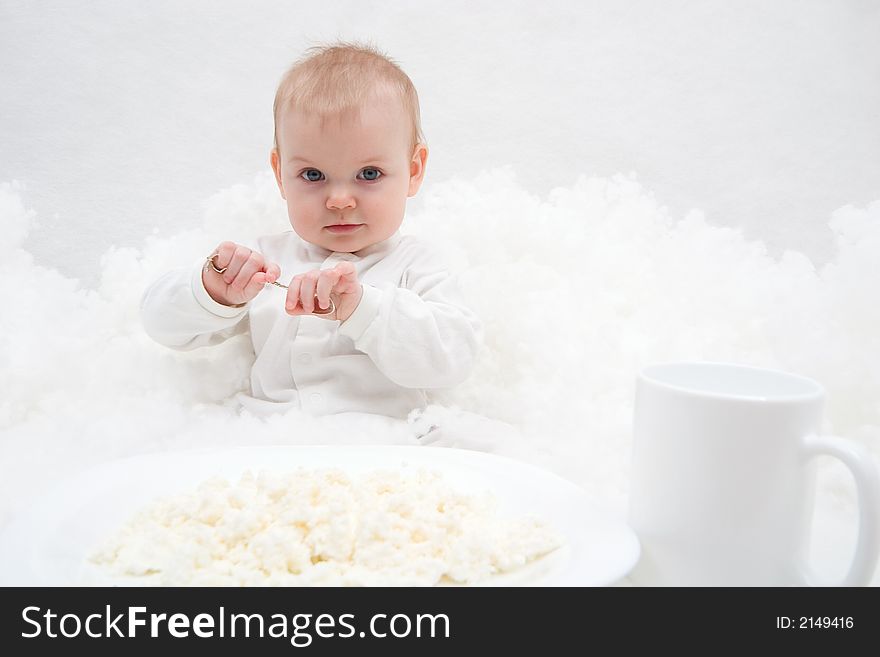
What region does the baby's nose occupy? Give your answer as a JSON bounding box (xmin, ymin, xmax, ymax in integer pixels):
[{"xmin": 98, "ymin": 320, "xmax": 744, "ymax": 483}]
[{"xmin": 326, "ymin": 187, "xmax": 356, "ymax": 210}]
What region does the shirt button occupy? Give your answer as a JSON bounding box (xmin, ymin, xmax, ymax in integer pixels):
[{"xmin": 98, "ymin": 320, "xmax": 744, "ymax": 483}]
[
  {"xmin": 309, "ymin": 393, "xmax": 323, "ymax": 404},
  {"xmin": 297, "ymin": 353, "xmax": 312, "ymax": 364}
]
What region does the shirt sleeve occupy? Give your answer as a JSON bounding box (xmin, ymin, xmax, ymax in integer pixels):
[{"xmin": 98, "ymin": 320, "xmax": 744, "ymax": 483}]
[
  {"xmin": 140, "ymin": 260, "xmax": 250, "ymax": 350},
  {"xmin": 337, "ymin": 259, "xmax": 483, "ymax": 389}
]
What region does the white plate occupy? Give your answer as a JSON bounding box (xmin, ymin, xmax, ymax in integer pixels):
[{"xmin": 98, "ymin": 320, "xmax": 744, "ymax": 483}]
[{"xmin": 0, "ymin": 445, "xmax": 639, "ymax": 586}]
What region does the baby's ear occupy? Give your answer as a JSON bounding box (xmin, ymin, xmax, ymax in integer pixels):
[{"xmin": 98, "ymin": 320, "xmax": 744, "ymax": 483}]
[
  {"xmin": 407, "ymin": 143, "xmax": 429, "ymax": 197},
  {"xmin": 269, "ymin": 148, "xmax": 287, "ymax": 200}
]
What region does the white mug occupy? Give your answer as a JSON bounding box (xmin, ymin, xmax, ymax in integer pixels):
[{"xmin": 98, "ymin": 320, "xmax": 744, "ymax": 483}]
[{"xmin": 627, "ymin": 362, "xmax": 880, "ymax": 586}]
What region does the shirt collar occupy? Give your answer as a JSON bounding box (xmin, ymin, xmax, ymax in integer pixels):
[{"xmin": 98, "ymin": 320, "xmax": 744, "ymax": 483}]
[
  {"xmin": 303, "ymin": 231, "xmax": 402, "ymax": 262},
  {"xmin": 352, "ymin": 231, "xmax": 402, "ymax": 258},
  {"xmin": 303, "ymin": 240, "xmax": 333, "ymax": 262}
]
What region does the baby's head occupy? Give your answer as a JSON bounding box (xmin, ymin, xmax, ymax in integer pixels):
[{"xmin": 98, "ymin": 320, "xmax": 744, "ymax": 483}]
[{"xmin": 270, "ymin": 42, "xmax": 428, "ymax": 253}]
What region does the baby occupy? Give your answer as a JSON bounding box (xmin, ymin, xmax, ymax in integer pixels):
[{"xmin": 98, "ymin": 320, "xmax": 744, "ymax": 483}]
[{"xmin": 141, "ymin": 42, "xmax": 482, "ymax": 419}]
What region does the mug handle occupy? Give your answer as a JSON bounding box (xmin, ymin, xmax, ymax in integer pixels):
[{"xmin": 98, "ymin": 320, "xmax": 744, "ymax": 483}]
[{"xmin": 799, "ymin": 434, "xmax": 880, "ymax": 586}]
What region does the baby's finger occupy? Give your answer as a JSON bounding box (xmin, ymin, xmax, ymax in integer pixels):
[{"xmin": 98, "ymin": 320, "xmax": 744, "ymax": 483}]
[
  {"xmin": 210, "ymin": 241, "xmax": 237, "ymax": 273},
  {"xmin": 242, "ymin": 271, "xmax": 269, "ymax": 299},
  {"xmin": 223, "ymin": 245, "xmax": 253, "ymax": 285},
  {"xmin": 265, "ymin": 262, "xmax": 281, "ymax": 284},
  {"xmin": 285, "ymin": 275, "xmax": 304, "ymax": 314},
  {"xmin": 315, "ymin": 269, "xmax": 339, "ymax": 311},
  {"xmin": 299, "ymin": 271, "xmax": 319, "ymax": 314},
  {"xmin": 335, "ymin": 261, "xmax": 356, "ymax": 275},
  {"xmin": 230, "ymin": 252, "xmax": 264, "ymax": 292},
  {"xmin": 333, "ymin": 261, "xmax": 360, "ymax": 293}
]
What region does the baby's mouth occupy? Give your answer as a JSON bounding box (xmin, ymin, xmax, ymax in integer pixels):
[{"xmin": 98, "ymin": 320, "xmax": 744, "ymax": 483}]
[{"xmin": 325, "ymin": 223, "xmax": 364, "ymax": 234}]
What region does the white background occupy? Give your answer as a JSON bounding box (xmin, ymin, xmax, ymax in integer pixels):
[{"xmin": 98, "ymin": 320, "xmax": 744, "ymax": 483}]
[{"xmin": 2, "ymin": 0, "xmax": 879, "ymax": 286}]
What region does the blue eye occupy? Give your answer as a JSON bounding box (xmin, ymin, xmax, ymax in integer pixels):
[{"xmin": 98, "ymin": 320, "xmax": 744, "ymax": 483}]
[
  {"xmin": 358, "ymin": 168, "xmax": 382, "ymax": 181},
  {"xmin": 301, "ymin": 169, "xmax": 324, "ymax": 182}
]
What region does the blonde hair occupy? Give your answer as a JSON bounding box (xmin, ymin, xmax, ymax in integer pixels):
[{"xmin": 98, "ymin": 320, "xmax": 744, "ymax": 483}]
[{"xmin": 272, "ymin": 41, "xmax": 424, "ymax": 153}]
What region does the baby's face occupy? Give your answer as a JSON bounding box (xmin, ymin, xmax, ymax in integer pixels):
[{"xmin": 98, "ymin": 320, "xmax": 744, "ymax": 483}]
[{"xmin": 272, "ymin": 93, "xmax": 426, "ymax": 253}]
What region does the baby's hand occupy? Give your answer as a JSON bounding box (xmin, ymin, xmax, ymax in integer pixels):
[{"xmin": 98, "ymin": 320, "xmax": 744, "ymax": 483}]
[
  {"xmin": 203, "ymin": 242, "xmax": 281, "ymax": 307},
  {"xmin": 285, "ymin": 262, "xmax": 363, "ymax": 322}
]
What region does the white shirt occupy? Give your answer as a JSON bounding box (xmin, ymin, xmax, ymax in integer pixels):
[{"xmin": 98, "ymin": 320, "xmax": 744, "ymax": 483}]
[{"xmin": 141, "ymin": 231, "xmax": 482, "ymax": 418}]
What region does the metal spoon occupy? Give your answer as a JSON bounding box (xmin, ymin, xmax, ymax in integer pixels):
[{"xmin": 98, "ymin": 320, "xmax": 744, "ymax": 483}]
[
  {"xmin": 266, "ymin": 280, "xmax": 336, "ymax": 316},
  {"xmin": 207, "ymin": 254, "xmax": 335, "ymax": 315}
]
